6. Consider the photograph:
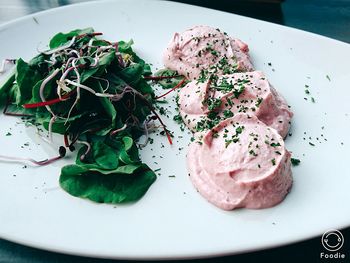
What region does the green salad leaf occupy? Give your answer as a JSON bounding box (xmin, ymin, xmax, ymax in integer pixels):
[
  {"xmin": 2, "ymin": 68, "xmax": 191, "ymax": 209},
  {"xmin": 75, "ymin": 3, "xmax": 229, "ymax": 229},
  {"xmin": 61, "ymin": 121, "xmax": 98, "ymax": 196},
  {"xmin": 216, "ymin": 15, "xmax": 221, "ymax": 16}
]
[
  {"xmin": 0, "ymin": 71, "xmax": 15, "ymax": 104},
  {"xmin": 59, "ymin": 138, "xmax": 156, "ymax": 203},
  {"xmin": 60, "ymin": 166, "xmax": 156, "ymax": 203},
  {"xmin": 49, "ymin": 28, "xmax": 94, "ymax": 49},
  {"xmin": 0, "ymin": 28, "xmax": 160, "ymax": 204},
  {"xmin": 13, "ymin": 58, "xmax": 42, "ymax": 105}
]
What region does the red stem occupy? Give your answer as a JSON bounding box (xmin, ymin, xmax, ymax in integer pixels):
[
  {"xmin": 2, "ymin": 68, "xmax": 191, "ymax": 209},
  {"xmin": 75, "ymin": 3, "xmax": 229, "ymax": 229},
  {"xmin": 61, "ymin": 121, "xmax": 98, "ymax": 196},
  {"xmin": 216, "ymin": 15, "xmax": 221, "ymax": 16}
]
[
  {"xmin": 64, "ymin": 133, "xmax": 69, "ymax": 147},
  {"xmin": 36, "ymin": 156, "xmax": 63, "ymax": 166},
  {"xmin": 23, "ymin": 90, "xmax": 76, "ymax": 109},
  {"xmin": 125, "ymin": 87, "xmax": 174, "ymax": 145},
  {"xmin": 144, "ymin": 75, "xmax": 181, "ymax": 81},
  {"xmin": 149, "ymin": 109, "xmax": 173, "ymax": 145},
  {"xmin": 155, "ymin": 78, "xmax": 186, "ymax": 100},
  {"xmin": 165, "ymin": 130, "xmax": 173, "ymax": 145}
]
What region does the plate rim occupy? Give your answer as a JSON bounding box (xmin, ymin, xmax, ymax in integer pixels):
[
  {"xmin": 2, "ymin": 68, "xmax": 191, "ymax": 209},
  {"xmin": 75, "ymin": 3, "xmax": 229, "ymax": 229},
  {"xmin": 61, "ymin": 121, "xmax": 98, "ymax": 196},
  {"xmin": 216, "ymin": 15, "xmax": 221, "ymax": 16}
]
[{"xmin": 0, "ymin": 0, "xmax": 349, "ymax": 260}]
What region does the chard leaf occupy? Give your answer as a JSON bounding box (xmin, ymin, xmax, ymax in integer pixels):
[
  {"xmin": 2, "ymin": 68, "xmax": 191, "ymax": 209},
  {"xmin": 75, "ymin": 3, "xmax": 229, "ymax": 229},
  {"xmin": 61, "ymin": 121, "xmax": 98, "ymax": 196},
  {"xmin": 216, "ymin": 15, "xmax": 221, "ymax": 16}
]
[
  {"xmin": 29, "ymin": 53, "xmax": 47, "ymax": 67},
  {"xmin": 118, "ymin": 39, "xmax": 134, "ymax": 52},
  {"xmin": 40, "ymin": 113, "xmax": 85, "ymax": 134},
  {"xmin": 60, "ymin": 163, "xmax": 142, "ymax": 175},
  {"xmin": 28, "ymin": 70, "xmax": 59, "ymax": 104},
  {"xmin": 119, "ymin": 136, "xmax": 140, "ymax": 164},
  {"xmin": 135, "ymin": 78, "xmax": 154, "ymax": 95},
  {"xmin": 15, "ymin": 58, "xmax": 42, "ymax": 105},
  {"xmin": 123, "ymin": 136, "xmax": 134, "ymax": 151},
  {"xmin": 0, "ymin": 71, "xmax": 15, "ymax": 104},
  {"xmin": 59, "ymin": 164, "xmax": 156, "ymax": 203},
  {"xmin": 29, "ymin": 80, "xmax": 44, "ymax": 103},
  {"xmin": 117, "ymin": 64, "xmax": 153, "ymax": 95},
  {"xmin": 118, "ymin": 39, "xmax": 151, "ymax": 76},
  {"xmin": 80, "ymin": 51, "xmax": 116, "ymax": 83},
  {"xmin": 49, "ymin": 28, "xmax": 94, "ymax": 49},
  {"xmin": 92, "ymin": 141, "xmax": 119, "ymax": 169},
  {"xmin": 119, "ymin": 64, "xmax": 144, "ymax": 84},
  {"xmin": 96, "ymin": 81, "xmax": 116, "ymax": 124}
]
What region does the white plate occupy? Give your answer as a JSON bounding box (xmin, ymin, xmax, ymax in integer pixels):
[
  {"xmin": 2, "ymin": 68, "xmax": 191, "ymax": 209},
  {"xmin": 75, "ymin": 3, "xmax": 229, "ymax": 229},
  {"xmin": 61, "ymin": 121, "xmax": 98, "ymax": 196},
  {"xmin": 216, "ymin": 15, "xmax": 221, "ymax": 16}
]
[{"xmin": 0, "ymin": 0, "xmax": 349, "ymax": 260}]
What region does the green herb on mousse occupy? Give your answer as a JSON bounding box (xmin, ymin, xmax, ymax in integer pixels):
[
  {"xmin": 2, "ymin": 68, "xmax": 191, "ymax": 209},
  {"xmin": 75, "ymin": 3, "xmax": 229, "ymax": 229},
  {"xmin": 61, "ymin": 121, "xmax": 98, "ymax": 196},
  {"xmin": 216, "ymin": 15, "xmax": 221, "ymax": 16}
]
[
  {"xmin": 270, "ymin": 142, "xmax": 281, "ymax": 147},
  {"xmin": 224, "ymin": 125, "xmax": 244, "ymax": 148},
  {"xmin": 0, "ymin": 28, "xmax": 168, "ymax": 204},
  {"xmin": 255, "ymin": 97, "xmax": 263, "ymax": 107},
  {"xmin": 271, "ymin": 158, "xmax": 276, "ymax": 166}
]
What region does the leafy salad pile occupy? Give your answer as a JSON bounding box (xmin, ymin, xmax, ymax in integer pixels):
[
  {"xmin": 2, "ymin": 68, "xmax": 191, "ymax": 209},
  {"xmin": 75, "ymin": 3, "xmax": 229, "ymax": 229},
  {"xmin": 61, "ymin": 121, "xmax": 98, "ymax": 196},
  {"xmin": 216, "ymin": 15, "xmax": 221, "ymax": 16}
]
[{"xmin": 0, "ymin": 28, "xmax": 174, "ymax": 203}]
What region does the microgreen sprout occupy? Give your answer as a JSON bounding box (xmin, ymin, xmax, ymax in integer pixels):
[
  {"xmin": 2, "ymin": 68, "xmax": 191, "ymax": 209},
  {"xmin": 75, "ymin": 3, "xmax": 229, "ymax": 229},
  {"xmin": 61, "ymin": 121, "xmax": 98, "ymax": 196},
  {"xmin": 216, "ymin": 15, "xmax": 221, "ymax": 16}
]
[
  {"xmin": 41, "ymin": 36, "xmax": 77, "ymax": 55},
  {"xmin": 110, "ymin": 124, "xmax": 127, "ymax": 136},
  {"xmin": 77, "ymin": 140, "xmax": 91, "ymax": 162},
  {"xmin": 0, "ymin": 146, "xmax": 65, "ymax": 166},
  {"xmin": 0, "ymin": 59, "xmax": 16, "ymax": 74},
  {"xmin": 39, "ymin": 68, "xmax": 60, "ymax": 116}
]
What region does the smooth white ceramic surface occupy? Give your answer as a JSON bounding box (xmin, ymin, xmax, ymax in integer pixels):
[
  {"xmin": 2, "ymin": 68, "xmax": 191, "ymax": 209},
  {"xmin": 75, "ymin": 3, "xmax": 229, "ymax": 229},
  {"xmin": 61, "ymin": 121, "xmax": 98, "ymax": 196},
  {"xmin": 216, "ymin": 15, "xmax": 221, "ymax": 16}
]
[{"xmin": 0, "ymin": 0, "xmax": 349, "ymax": 259}]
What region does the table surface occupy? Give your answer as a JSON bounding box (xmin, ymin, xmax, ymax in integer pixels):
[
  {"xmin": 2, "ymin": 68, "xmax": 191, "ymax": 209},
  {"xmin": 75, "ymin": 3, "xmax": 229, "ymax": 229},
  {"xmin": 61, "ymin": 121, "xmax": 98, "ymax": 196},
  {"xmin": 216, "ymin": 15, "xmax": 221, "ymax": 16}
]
[{"xmin": 0, "ymin": 0, "xmax": 349, "ymax": 262}]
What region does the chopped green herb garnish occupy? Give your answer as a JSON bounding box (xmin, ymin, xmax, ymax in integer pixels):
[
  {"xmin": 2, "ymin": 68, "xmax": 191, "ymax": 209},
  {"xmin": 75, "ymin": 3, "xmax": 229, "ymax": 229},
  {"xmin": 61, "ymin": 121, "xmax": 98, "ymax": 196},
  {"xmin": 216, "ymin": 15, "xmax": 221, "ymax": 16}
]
[
  {"xmin": 291, "ymin": 158, "xmax": 301, "ymax": 166},
  {"xmin": 249, "ymin": 149, "xmax": 258, "ymax": 156},
  {"xmin": 232, "ymin": 85, "xmax": 245, "ymax": 99},
  {"xmin": 173, "ymin": 114, "xmax": 183, "ymax": 124},
  {"xmin": 158, "ymin": 107, "xmax": 167, "ymax": 115},
  {"xmin": 270, "ymin": 142, "xmax": 281, "ymax": 147},
  {"xmin": 223, "ymin": 109, "xmax": 234, "ymax": 118},
  {"xmin": 206, "ymin": 97, "xmax": 222, "ymax": 111},
  {"xmin": 212, "ymin": 131, "xmax": 219, "ymax": 138},
  {"xmin": 235, "ymin": 126, "xmax": 244, "ymax": 134},
  {"xmin": 225, "ymin": 139, "xmax": 233, "ymax": 148},
  {"xmin": 255, "ymin": 97, "xmax": 263, "ymax": 107},
  {"xmin": 271, "ymin": 158, "xmax": 276, "ymax": 166}
]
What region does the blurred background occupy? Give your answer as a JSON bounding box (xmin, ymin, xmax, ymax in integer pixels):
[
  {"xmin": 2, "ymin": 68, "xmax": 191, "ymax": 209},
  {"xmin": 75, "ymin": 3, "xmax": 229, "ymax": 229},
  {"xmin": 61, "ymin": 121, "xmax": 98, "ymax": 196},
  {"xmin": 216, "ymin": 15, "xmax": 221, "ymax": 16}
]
[{"xmin": 0, "ymin": 0, "xmax": 349, "ymax": 42}]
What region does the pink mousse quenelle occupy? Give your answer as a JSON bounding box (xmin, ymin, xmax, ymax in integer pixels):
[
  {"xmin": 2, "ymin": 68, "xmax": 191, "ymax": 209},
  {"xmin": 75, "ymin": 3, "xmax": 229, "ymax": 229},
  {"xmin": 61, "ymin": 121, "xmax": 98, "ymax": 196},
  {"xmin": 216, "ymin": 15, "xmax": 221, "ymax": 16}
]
[
  {"xmin": 163, "ymin": 25, "xmax": 294, "ymax": 211},
  {"xmin": 187, "ymin": 113, "xmax": 293, "ymax": 210},
  {"xmin": 163, "ymin": 25, "xmax": 254, "ymax": 80},
  {"xmin": 178, "ymin": 71, "xmax": 293, "ymax": 138}
]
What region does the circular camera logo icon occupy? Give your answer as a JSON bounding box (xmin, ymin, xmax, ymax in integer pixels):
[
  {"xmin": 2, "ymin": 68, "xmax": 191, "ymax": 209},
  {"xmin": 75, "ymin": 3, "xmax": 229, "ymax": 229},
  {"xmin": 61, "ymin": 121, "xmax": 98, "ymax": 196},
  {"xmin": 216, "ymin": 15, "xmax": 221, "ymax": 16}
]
[{"xmin": 321, "ymin": 229, "xmax": 344, "ymax": 252}]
